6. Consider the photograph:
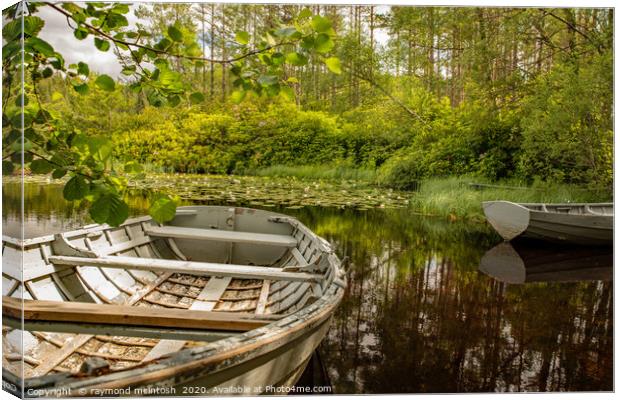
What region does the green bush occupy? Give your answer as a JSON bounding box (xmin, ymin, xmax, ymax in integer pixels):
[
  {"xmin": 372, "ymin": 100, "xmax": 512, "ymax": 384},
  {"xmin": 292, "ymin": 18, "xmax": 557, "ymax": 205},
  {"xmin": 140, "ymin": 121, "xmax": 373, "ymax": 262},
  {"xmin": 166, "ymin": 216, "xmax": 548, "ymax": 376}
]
[
  {"xmin": 516, "ymin": 53, "xmax": 612, "ymax": 187},
  {"xmin": 376, "ymin": 150, "xmax": 426, "ymax": 190}
]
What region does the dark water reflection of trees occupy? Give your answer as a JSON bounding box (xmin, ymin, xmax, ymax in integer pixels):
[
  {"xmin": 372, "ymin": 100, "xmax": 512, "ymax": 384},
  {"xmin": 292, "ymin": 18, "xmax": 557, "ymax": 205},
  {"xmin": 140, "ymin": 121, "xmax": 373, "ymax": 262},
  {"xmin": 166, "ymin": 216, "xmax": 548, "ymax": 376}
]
[
  {"xmin": 303, "ymin": 208, "xmax": 612, "ymax": 393},
  {"xmin": 2, "ymin": 182, "xmax": 612, "ymax": 393}
]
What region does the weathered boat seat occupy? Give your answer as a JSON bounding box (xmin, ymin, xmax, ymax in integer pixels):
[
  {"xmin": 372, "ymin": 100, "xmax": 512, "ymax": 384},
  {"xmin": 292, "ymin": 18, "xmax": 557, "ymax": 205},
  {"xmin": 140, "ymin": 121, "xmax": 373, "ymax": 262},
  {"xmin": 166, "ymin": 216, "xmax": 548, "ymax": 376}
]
[
  {"xmin": 144, "ymin": 226, "xmax": 298, "ymax": 247},
  {"xmin": 3, "ymin": 297, "xmax": 279, "ymax": 332},
  {"xmin": 2, "ymin": 206, "xmax": 346, "ymax": 393},
  {"xmin": 48, "ymin": 255, "xmax": 322, "ymax": 283}
]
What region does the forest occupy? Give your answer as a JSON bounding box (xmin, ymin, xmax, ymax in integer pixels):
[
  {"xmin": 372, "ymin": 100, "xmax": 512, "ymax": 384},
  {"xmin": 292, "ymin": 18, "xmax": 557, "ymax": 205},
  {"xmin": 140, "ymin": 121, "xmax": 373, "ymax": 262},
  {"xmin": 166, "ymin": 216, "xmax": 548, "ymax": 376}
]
[{"xmin": 2, "ymin": 3, "xmax": 614, "ymax": 225}]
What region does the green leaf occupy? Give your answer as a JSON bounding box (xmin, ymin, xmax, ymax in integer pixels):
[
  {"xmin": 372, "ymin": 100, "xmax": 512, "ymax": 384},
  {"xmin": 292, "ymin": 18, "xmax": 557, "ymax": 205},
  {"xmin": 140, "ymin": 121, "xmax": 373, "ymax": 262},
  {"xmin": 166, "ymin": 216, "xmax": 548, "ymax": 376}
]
[
  {"xmin": 314, "ymin": 33, "xmax": 334, "ymax": 53},
  {"xmin": 185, "ymin": 42, "xmax": 202, "ymax": 57},
  {"xmin": 63, "ymin": 175, "xmax": 90, "ymax": 201},
  {"xmin": 325, "ymin": 57, "xmax": 342, "ymax": 74},
  {"xmin": 73, "ymin": 83, "xmax": 89, "ymax": 95},
  {"xmin": 2, "ymin": 20, "xmax": 21, "ymax": 41},
  {"xmin": 94, "ymin": 37, "xmax": 110, "ymax": 52},
  {"xmin": 167, "ymin": 26, "xmax": 183, "ymax": 42},
  {"xmin": 41, "ymin": 67, "xmax": 53, "ymax": 78},
  {"xmin": 30, "ymin": 159, "xmax": 54, "ymax": 174},
  {"xmin": 3, "ymin": 16, "xmax": 44, "ymax": 41},
  {"xmin": 235, "ymin": 31, "xmax": 250, "ymax": 45},
  {"xmin": 298, "ymin": 8, "xmax": 313, "ymax": 20},
  {"xmin": 90, "ymin": 192, "xmax": 129, "ymax": 226},
  {"xmin": 300, "ymin": 36, "xmax": 315, "ymax": 50},
  {"xmin": 26, "ymin": 37, "xmax": 55, "ymax": 57},
  {"xmin": 230, "ymin": 90, "xmax": 246, "ymax": 104},
  {"xmin": 257, "ymin": 75, "xmax": 278, "ymax": 86},
  {"xmin": 10, "ymin": 112, "xmax": 33, "ymax": 128},
  {"xmin": 74, "ymin": 27, "xmax": 89, "ymax": 40},
  {"xmin": 274, "ymin": 27, "xmax": 298, "ymax": 38},
  {"xmin": 271, "ymin": 53, "xmax": 285, "ymax": 65},
  {"xmin": 285, "ymin": 52, "xmax": 308, "ymax": 66},
  {"xmin": 146, "ymin": 90, "xmax": 165, "ymax": 107},
  {"xmin": 167, "ymin": 94, "xmax": 181, "ymax": 107},
  {"xmin": 154, "ymin": 58, "xmax": 169, "ymax": 69},
  {"xmin": 189, "ymin": 92, "xmax": 205, "ymax": 104},
  {"xmin": 2, "ymin": 161, "xmax": 14, "ymax": 176},
  {"xmin": 112, "ymin": 3, "xmax": 130, "ymax": 14},
  {"xmin": 121, "ymin": 65, "xmax": 136, "ymax": 75},
  {"xmin": 87, "ymin": 136, "xmax": 113, "ymax": 161},
  {"xmin": 258, "ymin": 53, "xmax": 272, "ymax": 65},
  {"xmin": 155, "ymin": 38, "xmax": 171, "ymax": 51},
  {"xmin": 77, "ymin": 62, "xmax": 89, "ymax": 76},
  {"xmin": 15, "ymin": 92, "xmax": 28, "ymax": 107},
  {"xmin": 95, "ymin": 75, "xmax": 115, "ymax": 91},
  {"xmin": 52, "ymin": 168, "xmax": 67, "ymax": 179},
  {"xmin": 107, "ymin": 13, "xmax": 128, "ymax": 29},
  {"xmin": 149, "ymin": 195, "xmax": 177, "ymax": 224},
  {"xmin": 157, "ymin": 68, "xmax": 182, "ymax": 88},
  {"xmin": 311, "ymin": 16, "xmax": 332, "ymax": 33}
]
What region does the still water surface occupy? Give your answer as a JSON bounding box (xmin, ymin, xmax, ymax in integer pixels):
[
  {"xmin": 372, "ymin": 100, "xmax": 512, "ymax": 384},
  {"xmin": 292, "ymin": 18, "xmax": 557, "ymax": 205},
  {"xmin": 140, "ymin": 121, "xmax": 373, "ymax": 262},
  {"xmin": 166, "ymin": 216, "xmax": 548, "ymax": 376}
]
[{"xmin": 2, "ymin": 181, "xmax": 613, "ymax": 393}]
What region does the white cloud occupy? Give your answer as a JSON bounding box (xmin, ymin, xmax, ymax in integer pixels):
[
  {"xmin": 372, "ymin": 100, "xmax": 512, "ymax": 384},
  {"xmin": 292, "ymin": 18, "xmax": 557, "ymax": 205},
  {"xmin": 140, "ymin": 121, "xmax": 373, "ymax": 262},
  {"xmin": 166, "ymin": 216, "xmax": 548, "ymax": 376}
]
[{"xmin": 37, "ymin": 4, "xmax": 141, "ymax": 78}]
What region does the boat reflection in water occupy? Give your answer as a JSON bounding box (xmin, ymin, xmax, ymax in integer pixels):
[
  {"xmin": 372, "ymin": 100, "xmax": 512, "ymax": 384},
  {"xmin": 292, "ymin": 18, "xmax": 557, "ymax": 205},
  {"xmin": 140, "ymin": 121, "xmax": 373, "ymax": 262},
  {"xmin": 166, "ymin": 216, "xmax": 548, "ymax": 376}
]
[{"xmin": 480, "ymin": 239, "xmax": 612, "ymax": 284}]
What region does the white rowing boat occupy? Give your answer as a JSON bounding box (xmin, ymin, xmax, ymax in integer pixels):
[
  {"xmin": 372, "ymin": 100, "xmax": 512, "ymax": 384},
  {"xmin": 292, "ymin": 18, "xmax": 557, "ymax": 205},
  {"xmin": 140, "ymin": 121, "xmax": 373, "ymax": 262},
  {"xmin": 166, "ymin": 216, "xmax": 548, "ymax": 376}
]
[
  {"xmin": 2, "ymin": 206, "xmax": 346, "ymax": 396},
  {"xmin": 482, "ymin": 201, "xmax": 613, "ymax": 245}
]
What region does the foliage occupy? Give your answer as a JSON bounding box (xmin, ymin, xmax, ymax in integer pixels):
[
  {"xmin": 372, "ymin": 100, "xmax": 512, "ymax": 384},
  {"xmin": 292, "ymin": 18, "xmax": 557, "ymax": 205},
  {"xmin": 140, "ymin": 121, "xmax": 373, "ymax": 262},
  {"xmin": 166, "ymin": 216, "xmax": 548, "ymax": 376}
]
[
  {"xmin": 516, "ymin": 53, "xmax": 613, "ymax": 187},
  {"xmin": 2, "ymin": 2, "xmax": 340, "ymax": 226},
  {"xmin": 3, "ymin": 4, "xmax": 612, "ymax": 222},
  {"xmin": 113, "ymin": 102, "xmax": 371, "ymax": 174},
  {"xmin": 409, "ymin": 176, "xmax": 611, "ymax": 221}
]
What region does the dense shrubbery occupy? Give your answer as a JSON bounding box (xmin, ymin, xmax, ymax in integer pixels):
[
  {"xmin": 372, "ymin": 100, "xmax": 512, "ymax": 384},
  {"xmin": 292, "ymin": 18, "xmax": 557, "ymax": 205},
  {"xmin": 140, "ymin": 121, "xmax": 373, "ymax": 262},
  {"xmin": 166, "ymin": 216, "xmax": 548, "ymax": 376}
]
[
  {"xmin": 113, "ymin": 103, "xmax": 358, "ymax": 174},
  {"xmin": 44, "ymin": 54, "xmax": 612, "ymax": 190}
]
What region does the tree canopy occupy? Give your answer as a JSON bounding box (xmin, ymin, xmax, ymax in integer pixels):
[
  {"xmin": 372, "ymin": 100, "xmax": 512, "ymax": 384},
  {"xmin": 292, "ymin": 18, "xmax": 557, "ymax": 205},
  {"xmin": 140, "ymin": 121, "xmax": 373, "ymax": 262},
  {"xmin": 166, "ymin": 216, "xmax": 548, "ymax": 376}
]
[{"xmin": 2, "ymin": 4, "xmax": 613, "ymax": 225}]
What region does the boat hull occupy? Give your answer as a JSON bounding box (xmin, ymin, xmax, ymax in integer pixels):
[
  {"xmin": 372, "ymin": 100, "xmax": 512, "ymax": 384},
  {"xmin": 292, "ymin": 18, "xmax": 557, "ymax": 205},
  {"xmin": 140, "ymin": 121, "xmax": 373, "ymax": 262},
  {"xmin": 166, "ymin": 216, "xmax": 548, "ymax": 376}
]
[
  {"xmin": 483, "ymin": 201, "xmax": 613, "ymax": 245},
  {"xmin": 2, "ymin": 206, "xmax": 346, "ymax": 396}
]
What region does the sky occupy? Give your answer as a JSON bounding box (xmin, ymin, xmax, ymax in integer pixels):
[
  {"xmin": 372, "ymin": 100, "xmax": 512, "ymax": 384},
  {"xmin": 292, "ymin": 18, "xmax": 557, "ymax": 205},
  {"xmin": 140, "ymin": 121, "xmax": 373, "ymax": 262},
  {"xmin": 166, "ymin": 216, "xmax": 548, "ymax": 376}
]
[
  {"xmin": 38, "ymin": 3, "xmax": 390, "ymax": 78},
  {"xmin": 38, "ymin": 4, "xmax": 139, "ymax": 77}
]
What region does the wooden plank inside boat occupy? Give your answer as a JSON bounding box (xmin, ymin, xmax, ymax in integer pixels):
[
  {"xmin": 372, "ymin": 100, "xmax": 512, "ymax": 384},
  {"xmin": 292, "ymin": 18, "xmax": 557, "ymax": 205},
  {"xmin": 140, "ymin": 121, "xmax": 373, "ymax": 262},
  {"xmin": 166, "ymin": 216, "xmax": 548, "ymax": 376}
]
[
  {"xmin": 47, "ymin": 255, "xmax": 322, "ymax": 283},
  {"xmin": 3, "ymin": 297, "xmax": 276, "ymax": 331},
  {"xmin": 2, "ymin": 205, "xmax": 346, "ymax": 392},
  {"xmin": 142, "ymin": 276, "xmax": 233, "ymax": 362},
  {"xmin": 144, "ymin": 226, "xmax": 298, "ymax": 247}
]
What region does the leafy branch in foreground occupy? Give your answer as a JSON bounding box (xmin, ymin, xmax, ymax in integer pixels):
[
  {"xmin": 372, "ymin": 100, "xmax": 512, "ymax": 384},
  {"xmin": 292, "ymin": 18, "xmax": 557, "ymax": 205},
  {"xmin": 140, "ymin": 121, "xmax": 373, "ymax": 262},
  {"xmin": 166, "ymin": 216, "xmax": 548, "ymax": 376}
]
[{"xmin": 2, "ymin": 2, "xmax": 341, "ymax": 226}]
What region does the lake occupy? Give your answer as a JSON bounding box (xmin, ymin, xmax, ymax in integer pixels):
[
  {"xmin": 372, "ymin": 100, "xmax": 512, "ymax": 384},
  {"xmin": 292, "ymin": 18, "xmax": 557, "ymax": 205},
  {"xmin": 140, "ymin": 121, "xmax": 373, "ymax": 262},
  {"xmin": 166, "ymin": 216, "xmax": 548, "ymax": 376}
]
[{"xmin": 2, "ymin": 179, "xmax": 613, "ymax": 393}]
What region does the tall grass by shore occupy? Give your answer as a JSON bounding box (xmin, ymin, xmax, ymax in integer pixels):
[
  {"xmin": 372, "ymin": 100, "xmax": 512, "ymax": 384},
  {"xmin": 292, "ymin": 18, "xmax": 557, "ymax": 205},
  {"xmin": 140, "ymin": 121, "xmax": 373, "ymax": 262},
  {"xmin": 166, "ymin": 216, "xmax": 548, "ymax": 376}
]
[{"xmin": 411, "ymin": 177, "xmax": 612, "ymax": 222}]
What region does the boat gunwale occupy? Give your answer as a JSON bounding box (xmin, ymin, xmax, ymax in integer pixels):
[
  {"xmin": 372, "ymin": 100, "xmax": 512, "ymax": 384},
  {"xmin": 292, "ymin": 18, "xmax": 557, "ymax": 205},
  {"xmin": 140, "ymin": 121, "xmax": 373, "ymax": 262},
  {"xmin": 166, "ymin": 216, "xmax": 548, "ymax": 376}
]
[
  {"xmin": 2, "ymin": 215, "xmax": 154, "ymax": 247},
  {"xmin": 483, "ymin": 200, "xmax": 614, "ymax": 218},
  {"xmin": 18, "ymin": 276, "xmax": 345, "ymax": 392},
  {"xmin": 3, "ymin": 205, "xmax": 347, "ymax": 391}
]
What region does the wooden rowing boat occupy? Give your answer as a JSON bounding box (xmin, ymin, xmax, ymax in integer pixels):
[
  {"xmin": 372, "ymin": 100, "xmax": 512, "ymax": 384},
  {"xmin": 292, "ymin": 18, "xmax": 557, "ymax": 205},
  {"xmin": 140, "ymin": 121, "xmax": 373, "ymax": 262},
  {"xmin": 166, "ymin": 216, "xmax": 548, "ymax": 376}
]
[
  {"xmin": 2, "ymin": 206, "xmax": 346, "ymax": 396},
  {"xmin": 482, "ymin": 201, "xmax": 613, "ymax": 245},
  {"xmin": 479, "ymin": 240, "xmax": 612, "ymax": 284}
]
